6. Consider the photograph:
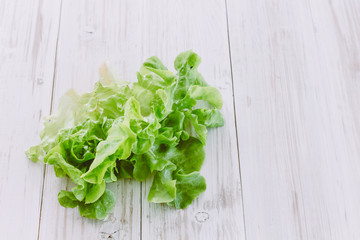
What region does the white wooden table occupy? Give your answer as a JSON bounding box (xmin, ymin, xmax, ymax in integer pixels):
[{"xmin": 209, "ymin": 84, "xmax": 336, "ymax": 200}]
[{"xmin": 1, "ymin": 0, "xmax": 359, "ymax": 239}]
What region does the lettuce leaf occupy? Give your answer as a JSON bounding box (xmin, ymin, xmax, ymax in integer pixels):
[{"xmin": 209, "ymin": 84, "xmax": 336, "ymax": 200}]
[{"xmin": 27, "ymin": 50, "xmax": 224, "ymax": 219}]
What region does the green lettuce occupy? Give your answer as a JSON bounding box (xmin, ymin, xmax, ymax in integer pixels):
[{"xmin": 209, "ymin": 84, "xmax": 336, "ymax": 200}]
[{"xmin": 26, "ymin": 50, "xmax": 224, "ymax": 220}]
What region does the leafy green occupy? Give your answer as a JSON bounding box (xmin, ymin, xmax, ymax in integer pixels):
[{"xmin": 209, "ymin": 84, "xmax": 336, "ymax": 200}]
[
  {"xmin": 58, "ymin": 190, "xmax": 79, "ymax": 208},
  {"xmin": 27, "ymin": 50, "xmax": 224, "ymax": 220},
  {"xmin": 169, "ymin": 172, "xmax": 206, "ymax": 209},
  {"xmin": 147, "ymin": 164, "xmax": 177, "ymax": 203},
  {"xmin": 188, "ymin": 86, "xmax": 223, "ymax": 109},
  {"xmin": 79, "ymin": 189, "xmax": 116, "ymax": 220}
]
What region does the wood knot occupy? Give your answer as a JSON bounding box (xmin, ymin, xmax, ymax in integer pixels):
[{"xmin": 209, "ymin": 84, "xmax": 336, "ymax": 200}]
[
  {"xmin": 195, "ymin": 211, "xmax": 209, "ymax": 223},
  {"xmin": 80, "ymin": 26, "xmax": 96, "ymax": 40},
  {"xmin": 98, "ymin": 229, "xmax": 120, "ymax": 240},
  {"xmin": 36, "ymin": 77, "xmax": 44, "ymax": 85}
]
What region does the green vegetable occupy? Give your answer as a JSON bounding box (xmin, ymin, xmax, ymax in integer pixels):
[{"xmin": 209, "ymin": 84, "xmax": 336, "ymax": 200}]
[{"xmin": 26, "ymin": 50, "xmax": 224, "ymax": 220}]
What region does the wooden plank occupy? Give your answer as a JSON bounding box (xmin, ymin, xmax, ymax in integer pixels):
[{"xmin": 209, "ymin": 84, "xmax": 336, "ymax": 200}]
[
  {"xmin": 134, "ymin": 0, "xmax": 246, "ymax": 239},
  {"xmin": 0, "ymin": 0, "xmax": 61, "ymax": 239},
  {"xmin": 37, "ymin": 1, "xmax": 144, "ymax": 239},
  {"xmin": 227, "ymin": 0, "xmax": 360, "ymax": 239},
  {"xmin": 38, "ymin": 0, "xmax": 245, "ymax": 239}
]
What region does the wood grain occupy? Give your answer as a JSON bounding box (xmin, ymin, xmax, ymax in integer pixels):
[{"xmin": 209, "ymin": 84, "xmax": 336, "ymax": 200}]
[
  {"xmin": 226, "ymin": 0, "xmax": 360, "ymax": 239},
  {"xmin": 0, "ymin": 0, "xmax": 61, "ymax": 239}
]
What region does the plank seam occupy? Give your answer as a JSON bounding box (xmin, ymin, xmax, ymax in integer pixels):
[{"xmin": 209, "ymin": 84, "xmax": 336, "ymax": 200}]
[
  {"xmin": 224, "ymin": 0, "xmax": 248, "ymax": 239},
  {"xmin": 140, "ymin": 182, "xmax": 143, "ymax": 240},
  {"xmin": 36, "ymin": 0, "xmax": 64, "ymax": 239}
]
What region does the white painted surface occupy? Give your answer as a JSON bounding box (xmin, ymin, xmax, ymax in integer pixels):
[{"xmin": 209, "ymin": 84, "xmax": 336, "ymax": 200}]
[
  {"xmin": 0, "ymin": 0, "xmax": 61, "ymax": 239},
  {"xmin": 1, "ymin": 0, "xmax": 359, "ymax": 239},
  {"xmin": 227, "ymin": 0, "xmax": 360, "ymax": 239}
]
